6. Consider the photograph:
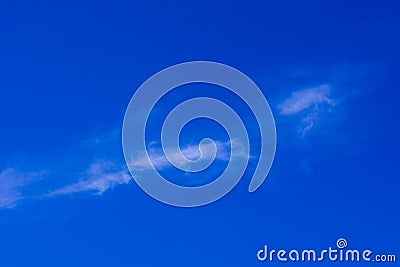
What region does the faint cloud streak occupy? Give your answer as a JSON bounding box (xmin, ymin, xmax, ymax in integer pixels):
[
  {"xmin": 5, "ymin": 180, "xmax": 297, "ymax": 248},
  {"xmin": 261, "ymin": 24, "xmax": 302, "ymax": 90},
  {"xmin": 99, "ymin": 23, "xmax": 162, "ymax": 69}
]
[
  {"xmin": 278, "ymin": 84, "xmax": 335, "ymax": 135},
  {"xmin": 48, "ymin": 161, "xmax": 132, "ymax": 196},
  {"xmin": 0, "ymin": 168, "xmax": 43, "ymax": 208},
  {"xmin": 0, "ymin": 160, "xmax": 132, "ymax": 209},
  {"xmin": 128, "ymin": 139, "xmax": 249, "ymax": 171}
]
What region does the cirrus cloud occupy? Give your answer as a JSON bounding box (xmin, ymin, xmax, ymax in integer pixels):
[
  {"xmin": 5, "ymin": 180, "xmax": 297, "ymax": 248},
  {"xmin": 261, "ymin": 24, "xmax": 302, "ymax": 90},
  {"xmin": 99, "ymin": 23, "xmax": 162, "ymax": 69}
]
[{"xmin": 278, "ymin": 84, "xmax": 336, "ymax": 135}]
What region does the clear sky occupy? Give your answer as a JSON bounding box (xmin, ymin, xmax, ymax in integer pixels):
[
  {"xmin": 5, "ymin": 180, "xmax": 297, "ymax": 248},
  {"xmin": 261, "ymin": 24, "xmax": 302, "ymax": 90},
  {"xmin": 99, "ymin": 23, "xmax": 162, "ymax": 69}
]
[{"xmin": 0, "ymin": 0, "xmax": 399, "ymax": 266}]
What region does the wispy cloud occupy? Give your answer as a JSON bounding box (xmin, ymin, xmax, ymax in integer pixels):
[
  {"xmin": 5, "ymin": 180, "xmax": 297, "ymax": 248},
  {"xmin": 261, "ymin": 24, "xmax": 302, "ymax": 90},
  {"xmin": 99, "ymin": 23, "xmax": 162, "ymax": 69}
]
[
  {"xmin": 0, "ymin": 168, "xmax": 43, "ymax": 208},
  {"xmin": 128, "ymin": 139, "xmax": 248, "ymax": 171},
  {"xmin": 49, "ymin": 161, "xmax": 132, "ymax": 197},
  {"xmin": 279, "ymin": 84, "xmax": 333, "ymax": 115},
  {"xmin": 278, "ymin": 84, "xmax": 335, "ymax": 135},
  {"xmin": 0, "ymin": 130, "xmax": 248, "ymax": 209},
  {"xmin": 0, "ymin": 160, "xmax": 131, "ymax": 209}
]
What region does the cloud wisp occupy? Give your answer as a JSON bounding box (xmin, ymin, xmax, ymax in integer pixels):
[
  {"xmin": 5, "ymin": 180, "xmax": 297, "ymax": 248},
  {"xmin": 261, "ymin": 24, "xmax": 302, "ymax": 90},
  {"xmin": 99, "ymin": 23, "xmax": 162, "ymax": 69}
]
[
  {"xmin": 0, "ymin": 168, "xmax": 44, "ymax": 208},
  {"xmin": 0, "ymin": 160, "xmax": 132, "ymax": 209},
  {"xmin": 128, "ymin": 139, "xmax": 249, "ymax": 171},
  {"xmin": 48, "ymin": 161, "xmax": 132, "ymax": 197},
  {"xmin": 279, "ymin": 84, "xmax": 333, "ymax": 115},
  {"xmin": 278, "ymin": 84, "xmax": 335, "ymax": 135},
  {"xmin": 0, "ymin": 139, "xmax": 248, "ymax": 209},
  {"xmin": 0, "ymin": 121, "xmax": 252, "ymax": 209}
]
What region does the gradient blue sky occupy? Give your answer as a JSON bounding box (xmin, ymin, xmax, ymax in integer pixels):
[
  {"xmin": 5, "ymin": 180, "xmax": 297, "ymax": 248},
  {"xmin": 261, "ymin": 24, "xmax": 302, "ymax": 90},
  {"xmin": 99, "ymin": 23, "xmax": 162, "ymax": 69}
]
[{"xmin": 1, "ymin": 0, "xmax": 399, "ymax": 266}]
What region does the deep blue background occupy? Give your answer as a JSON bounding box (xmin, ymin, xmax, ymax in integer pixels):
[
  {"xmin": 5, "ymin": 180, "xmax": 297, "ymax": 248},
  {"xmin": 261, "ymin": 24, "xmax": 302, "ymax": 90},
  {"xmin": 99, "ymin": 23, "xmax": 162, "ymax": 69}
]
[{"xmin": 0, "ymin": 0, "xmax": 399, "ymax": 266}]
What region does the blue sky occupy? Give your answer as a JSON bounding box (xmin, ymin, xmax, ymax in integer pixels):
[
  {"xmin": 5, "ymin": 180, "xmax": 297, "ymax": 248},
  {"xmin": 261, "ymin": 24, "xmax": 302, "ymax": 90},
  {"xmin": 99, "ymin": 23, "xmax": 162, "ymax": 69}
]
[{"xmin": 1, "ymin": 0, "xmax": 399, "ymax": 266}]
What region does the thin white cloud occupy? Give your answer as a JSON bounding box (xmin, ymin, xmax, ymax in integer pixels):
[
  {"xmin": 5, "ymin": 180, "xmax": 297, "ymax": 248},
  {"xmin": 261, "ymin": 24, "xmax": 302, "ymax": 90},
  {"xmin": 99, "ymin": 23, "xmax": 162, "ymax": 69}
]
[
  {"xmin": 49, "ymin": 161, "xmax": 132, "ymax": 196},
  {"xmin": 0, "ymin": 132, "xmax": 249, "ymax": 209},
  {"xmin": 278, "ymin": 84, "xmax": 335, "ymax": 135},
  {"xmin": 0, "ymin": 168, "xmax": 42, "ymax": 208},
  {"xmin": 279, "ymin": 84, "xmax": 333, "ymax": 115},
  {"xmin": 128, "ymin": 139, "xmax": 248, "ymax": 171},
  {"xmin": 0, "ymin": 139, "xmax": 246, "ymax": 209},
  {"xmin": 0, "ymin": 160, "xmax": 132, "ymax": 209}
]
